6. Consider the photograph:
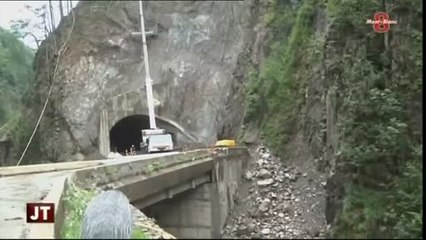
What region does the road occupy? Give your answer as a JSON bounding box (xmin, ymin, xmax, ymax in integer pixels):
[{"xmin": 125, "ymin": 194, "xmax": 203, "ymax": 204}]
[{"xmin": 0, "ymin": 171, "xmax": 71, "ymax": 238}]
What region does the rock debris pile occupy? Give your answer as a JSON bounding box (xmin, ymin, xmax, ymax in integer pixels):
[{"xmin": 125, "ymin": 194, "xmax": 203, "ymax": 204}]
[{"xmin": 221, "ymin": 145, "xmax": 327, "ymax": 239}]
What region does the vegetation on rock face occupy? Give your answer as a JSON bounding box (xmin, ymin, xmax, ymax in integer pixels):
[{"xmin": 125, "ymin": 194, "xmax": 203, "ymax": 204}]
[
  {"xmin": 327, "ymin": 0, "xmax": 422, "ymax": 238},
  {"xmin": 244, "ymin": 0, "xmax": 314, "ymax": 155},
  {"xmin": 0, "ymin": 27, "xmax": 41, "ymax": 166},
  {"xmin": 243, "ymin": 0, "xmax": 422, "ymax": 238},
  {"xmin": 0, "ymin": 27, "xmax": 35, "ymax": 126},
  {"xmin": 62, "ymin": 184, "xmax": 98, "ymax": 239}
]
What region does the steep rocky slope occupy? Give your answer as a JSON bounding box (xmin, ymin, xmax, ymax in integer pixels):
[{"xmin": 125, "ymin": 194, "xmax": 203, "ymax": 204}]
[
  {"xmin": 240, "ymin": 0, "xmax": 422, "ymax": 238},
  {"xmin": 24, "ymin": 0, "xmax": 261, "ymax": 162}
]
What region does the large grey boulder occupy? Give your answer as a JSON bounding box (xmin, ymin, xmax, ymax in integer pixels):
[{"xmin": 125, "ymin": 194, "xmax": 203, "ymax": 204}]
[
  {"xmin": 81, "ymin": 190, "xmax": 133, "ymax": 239},
  {"xmin": 28, "ymin": 0, "xmax": 257, "ymax": 162}
]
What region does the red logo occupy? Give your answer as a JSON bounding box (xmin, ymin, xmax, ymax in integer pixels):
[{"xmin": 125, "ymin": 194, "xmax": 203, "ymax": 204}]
[
  {"xmin": 26, "ymin": 203, "xmax": 55, "ymax": 223},
  {"xmin": 366, "ymin": 12, "xmax": 397, "ymax": 33}
]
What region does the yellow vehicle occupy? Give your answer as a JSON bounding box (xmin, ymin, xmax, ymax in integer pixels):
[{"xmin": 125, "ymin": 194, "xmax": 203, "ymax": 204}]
[{"xmin": 215, "ymin": 139, "xmax": 236, "ymax": 148}]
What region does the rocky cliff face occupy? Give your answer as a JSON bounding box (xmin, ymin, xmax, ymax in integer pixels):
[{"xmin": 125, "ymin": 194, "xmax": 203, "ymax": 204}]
[
  {"xmin": 236, "ymin": 0, "xmax": 422, "ymax": 237},
  {"xmin": 29, "ymin": 0, "xmax": 259, "ymax": 162}
]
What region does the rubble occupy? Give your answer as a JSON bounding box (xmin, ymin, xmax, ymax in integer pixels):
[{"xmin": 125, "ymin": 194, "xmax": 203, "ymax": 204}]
[
  {"xmin": 221, "ymin": 145, "xmax": 327, "ymax": 239},
  {"xmin": 257, "ymin": 169, "xmax": 272, "ymax": 179},
  {"xmin": 257, "ymin": 178, "xmax": 274, "ymax": 186}
]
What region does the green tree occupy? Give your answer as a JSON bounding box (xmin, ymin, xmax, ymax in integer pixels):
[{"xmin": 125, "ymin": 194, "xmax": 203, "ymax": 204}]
[
  {"xmin": 9, "ymin": 4, "xmax": 49, "ymax": 48},
  {"xmin": 0, "ymin": 27, "xmax": 35, "ymax": 126}
]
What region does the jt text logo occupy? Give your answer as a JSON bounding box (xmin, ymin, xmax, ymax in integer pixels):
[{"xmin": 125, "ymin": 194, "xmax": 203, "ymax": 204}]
[
  {"xmin": 26, "ymin": 203, "xmax": 55, "ymax": 223},
  {"xmin": 366, "ymin": 12, "xmax": 397, "ymax": 33}
]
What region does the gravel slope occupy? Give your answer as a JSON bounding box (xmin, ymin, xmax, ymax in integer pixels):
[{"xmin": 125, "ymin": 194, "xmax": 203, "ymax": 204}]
[{"xmin": 221, "ymin": 145, "xmax": 327, "ymax": 239}]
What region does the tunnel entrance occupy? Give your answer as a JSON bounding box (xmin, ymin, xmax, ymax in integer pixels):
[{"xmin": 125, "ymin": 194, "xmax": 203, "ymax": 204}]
[{"xmin": 109, "ymin": 114, "xmax": 176, "ymax": 155}]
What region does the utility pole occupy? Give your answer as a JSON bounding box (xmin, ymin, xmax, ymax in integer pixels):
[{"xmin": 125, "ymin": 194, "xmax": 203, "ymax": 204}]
[
  {"xmin": 138, "ymin": 0, "xmax": 157, "ymax": 129},
  {"xmin": 134, "ymin": 1, "xmax": 174, "ymax": 155}
]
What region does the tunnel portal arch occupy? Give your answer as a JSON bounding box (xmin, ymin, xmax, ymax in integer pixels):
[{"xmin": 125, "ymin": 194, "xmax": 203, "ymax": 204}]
[
  {"xmin": 98, "ymin": 90, "xmax": 198, "ymax": 157},
  {"xmin": 109, "ymin": 114, "xmax": 178, "ymax": 154}
]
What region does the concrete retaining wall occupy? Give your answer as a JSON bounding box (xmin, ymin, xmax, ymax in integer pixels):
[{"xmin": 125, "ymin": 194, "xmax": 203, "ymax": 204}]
[{"xmin": 211, "ymin": 148, "xmax": 249, "ymax": 237}]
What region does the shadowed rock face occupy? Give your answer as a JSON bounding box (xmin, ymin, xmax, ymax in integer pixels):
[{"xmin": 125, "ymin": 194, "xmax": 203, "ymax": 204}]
[
  {"xmin": 0, "ymin": 139, "xmax": 12, "ymax": 166},
  {"xmin": 82, "ymin": 190, "xmax": 133, "ymax": 239},
  {"xmin": 30, "ymin": 0, "xmax": 257, "ymax": 162}
]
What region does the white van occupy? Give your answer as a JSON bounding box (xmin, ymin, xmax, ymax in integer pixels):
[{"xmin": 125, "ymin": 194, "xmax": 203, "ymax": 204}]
[{"xmin": 147, "ymin": 134, "xmax": 174, "ymax": 153}]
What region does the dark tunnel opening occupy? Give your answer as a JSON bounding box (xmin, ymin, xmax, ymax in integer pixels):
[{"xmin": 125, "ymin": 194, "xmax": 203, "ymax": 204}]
[{"xmin": 109, "ymin": 115, "xmax": 176, "ymax": 155}]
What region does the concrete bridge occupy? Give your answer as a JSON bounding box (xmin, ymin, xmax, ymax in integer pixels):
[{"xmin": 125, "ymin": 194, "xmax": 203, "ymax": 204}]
[{"xmin": 0, "ymin": 147, "xmax": 249, "ymax": 239}]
